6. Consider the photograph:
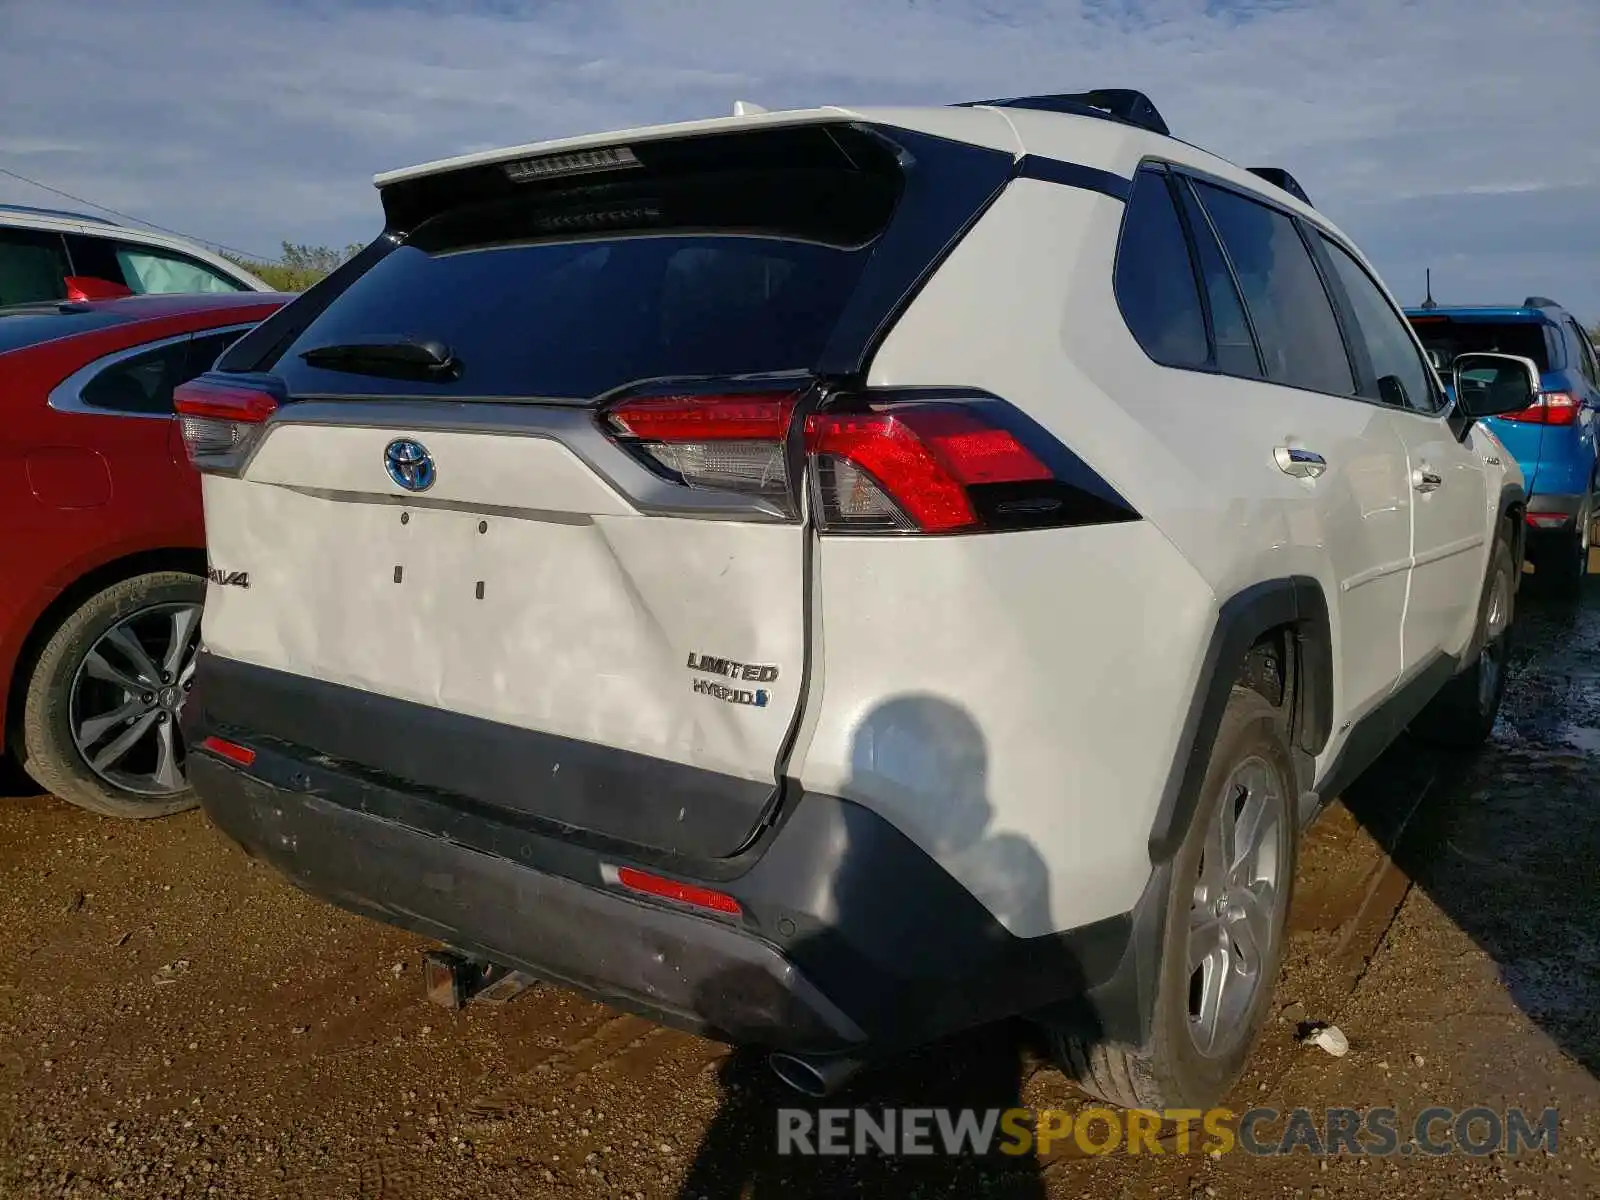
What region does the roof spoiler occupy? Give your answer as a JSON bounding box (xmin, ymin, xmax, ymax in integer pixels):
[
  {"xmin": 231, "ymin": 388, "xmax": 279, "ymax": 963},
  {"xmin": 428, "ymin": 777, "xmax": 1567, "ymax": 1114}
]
[
  {"xmin": 956, "ymin": 89, "xmax": 1169, "ymax": 137},
  {"xmin": 1246, "ymin": 167, "xmax": 1312, "ymax": 208},
  {"xmin": 1523, "ymin": 295, "xmax": 1559, "ymax": 309}
]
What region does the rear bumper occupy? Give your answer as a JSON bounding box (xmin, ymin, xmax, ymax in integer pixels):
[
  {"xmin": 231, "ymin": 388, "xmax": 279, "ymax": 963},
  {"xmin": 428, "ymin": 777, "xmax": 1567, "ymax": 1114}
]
[
  {"xmin": 186, "ymin": 654, "xmax": 1139, "ymax": 1055},
  {"xmin": 1526, "ymin": 491, "xmax": 1586, "ymax": 521}
]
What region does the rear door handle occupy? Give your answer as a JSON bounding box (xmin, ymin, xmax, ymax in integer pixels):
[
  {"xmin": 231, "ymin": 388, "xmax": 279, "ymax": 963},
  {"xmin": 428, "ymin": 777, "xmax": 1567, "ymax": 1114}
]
[
  {"xmin": 1274, "ymin": 446, "xmax": 1327, "ymax": 479},
  {"xmin": 1413, "ymin": 467, "xmax": 1442, "ymax": 492}
]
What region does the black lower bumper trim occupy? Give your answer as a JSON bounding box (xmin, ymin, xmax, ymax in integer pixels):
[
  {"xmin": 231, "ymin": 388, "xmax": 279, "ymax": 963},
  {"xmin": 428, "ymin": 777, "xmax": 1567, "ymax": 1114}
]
[
  {"xmin": 186, "ymin": 652, "xmax": 774, "ymax": 860},
  {"xmin": 189, "ymin": 710, "xmax": 1138, "ymax": 1054}
]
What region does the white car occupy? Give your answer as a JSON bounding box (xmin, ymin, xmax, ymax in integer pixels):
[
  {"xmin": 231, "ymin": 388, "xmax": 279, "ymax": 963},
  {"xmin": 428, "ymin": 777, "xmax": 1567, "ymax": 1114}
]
[
  {"xmin": 0, "ymin": 203, "xmax": 269, "ymax": 304},
  {"xmin": 174, "ymin": 90, "xmax": 1529, "ymax": 1109}
]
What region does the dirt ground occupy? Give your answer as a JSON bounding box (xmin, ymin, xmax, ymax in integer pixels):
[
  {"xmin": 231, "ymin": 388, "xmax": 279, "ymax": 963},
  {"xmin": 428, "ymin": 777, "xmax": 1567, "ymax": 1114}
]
[{"xmin": 3, "ymin": 569, "xmax": 1598, "ymax": 1199}]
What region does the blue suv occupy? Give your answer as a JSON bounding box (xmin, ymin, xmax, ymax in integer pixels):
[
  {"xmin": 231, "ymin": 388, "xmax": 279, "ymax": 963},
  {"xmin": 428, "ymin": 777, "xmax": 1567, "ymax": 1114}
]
[{"xmin": 1407, "ymin": 298, "xmax": 1598, "ymax": 591}]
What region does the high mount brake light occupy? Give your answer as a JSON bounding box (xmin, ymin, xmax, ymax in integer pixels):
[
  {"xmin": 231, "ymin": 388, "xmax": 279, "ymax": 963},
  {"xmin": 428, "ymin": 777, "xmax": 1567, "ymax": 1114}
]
[
  {"xmin": 173, "ymin": 379, "xmax": 279, "ymax": 466},
  {"xmin": 603, "ymin": 392, "xmax": 799, "ymax": 506},
  {"xmin": 1499, "ymin": 391, "xmax": 1578, "ymax": 426}
]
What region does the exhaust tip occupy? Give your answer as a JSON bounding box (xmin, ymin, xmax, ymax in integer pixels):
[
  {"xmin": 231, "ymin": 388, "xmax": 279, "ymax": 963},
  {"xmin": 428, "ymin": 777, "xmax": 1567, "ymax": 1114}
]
[{"xmin": 768, "ymin": 1051, "xmax": 861, "ymax": 1098}]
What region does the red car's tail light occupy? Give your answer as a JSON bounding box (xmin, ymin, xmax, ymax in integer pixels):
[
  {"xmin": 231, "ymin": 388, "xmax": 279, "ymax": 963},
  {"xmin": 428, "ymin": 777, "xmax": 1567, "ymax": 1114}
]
[
  {"xmin": 173, "ymin": 379, "xmax": 279, "ymax": 466},
  {"xmin": 603, "ymin": 391, "xmax": 800, "ymax": 505},
  {"xmin": 1499, "ymin": 391, "xmax": 1578, "ymax": 426}
]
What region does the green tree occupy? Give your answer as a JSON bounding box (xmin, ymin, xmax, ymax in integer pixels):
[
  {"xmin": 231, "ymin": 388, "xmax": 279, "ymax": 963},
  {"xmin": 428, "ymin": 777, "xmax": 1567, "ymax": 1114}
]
[{"xmin": 222, "ymin": 241, "xmax": 362, "ymax": 292}]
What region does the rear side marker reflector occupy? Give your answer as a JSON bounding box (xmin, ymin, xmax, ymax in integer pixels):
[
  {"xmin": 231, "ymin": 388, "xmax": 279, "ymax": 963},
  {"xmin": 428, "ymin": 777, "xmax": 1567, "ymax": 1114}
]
[
  {"xmin": 200, "ymin": 736, "xmax": 256, "ymax": 767},
  {"xmin": 1527, "ymin": 512, "xmax": 1571, "ymax": 528},
  {"xmin": 614, "ymin": 866, "xmax": 742, "ymax": 915}
]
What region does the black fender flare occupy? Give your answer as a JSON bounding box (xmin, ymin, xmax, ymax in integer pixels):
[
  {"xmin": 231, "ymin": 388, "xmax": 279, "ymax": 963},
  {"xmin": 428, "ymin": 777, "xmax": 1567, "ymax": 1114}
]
[{"xmin": 1147, "ymin": 576, "xmax": 1332, "ymax": 862}]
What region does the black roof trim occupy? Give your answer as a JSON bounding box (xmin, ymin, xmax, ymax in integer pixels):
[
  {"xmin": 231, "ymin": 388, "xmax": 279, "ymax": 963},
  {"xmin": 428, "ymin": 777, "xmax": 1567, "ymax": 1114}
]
[
  {"xmin": 955, "ymin": 89, "xmax": 1169, "ymax": 137},
  {"xmin": 1246, "ymin": 167, "xmax": 1313, "ymax": 208},
  {"xmin": 1523, "ymin": 295, "xmax": 1561, "ymax": 310}
]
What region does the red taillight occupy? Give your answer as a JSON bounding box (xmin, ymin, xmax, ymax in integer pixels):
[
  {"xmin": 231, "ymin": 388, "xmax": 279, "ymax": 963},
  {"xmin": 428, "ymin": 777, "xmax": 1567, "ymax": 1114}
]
[
  {"xmin": 199, "ymin": 735, "xmax": 255, "ymax": 767},
  {"xmin": 1499, "ymin": 391, "xmax": 1578, "ymax": 426},
  {"xmin": 804, "ymin": 405, "xmax": 1053, "ymax": 533},
  {"xmin": 601, "ymin": 388, "xmax": 1126, "ymax": 535},
  {"xmin": 1527, "ymin": 512, "xmax": 1571, "ymax": 529},
  {"xmin": 614, "ymin": 866, "xmax": 741, "ymax": 915},
  {"xmin": 173, "ymin": 379, "xmax": 279, "ymax": 466},
  {"xmin": 603, "ymin": 392, "xmax": 799, "ymax": 505}
]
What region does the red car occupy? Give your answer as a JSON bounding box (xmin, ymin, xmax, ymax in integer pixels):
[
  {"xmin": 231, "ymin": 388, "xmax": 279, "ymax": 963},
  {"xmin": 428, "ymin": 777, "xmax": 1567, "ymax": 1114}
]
[{"xmin": 0, "ymin": 290, "xmax": 288, "ymax": 817}]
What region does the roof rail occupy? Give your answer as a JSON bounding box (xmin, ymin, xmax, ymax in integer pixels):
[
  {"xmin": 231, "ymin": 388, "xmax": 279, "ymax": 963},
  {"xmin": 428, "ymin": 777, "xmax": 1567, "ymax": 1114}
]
[
  {"xmin": 1522, "ymin": 295, "xmax": 1560, "ymax": 309},
  {"xmin": 1246, "ymin": 167, "xmax": 1313, "ymax": 208},
  {"xmin": 955, "ymin": 89, "xmax": 1169, "ymax": 137},
  {"xmin": 0, "ymin": 202, "xmax": 119, "ymax": 227}
]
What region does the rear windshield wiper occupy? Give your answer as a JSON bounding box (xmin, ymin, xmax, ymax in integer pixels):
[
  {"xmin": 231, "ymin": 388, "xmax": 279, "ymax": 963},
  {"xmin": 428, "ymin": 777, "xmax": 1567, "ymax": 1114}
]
[{"xmin": 299, "ymin": 335, "xmax": 460, "ymax": 381}]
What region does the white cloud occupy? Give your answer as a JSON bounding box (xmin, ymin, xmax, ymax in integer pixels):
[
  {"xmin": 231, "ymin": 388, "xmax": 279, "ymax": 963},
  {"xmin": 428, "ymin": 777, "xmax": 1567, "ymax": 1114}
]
[{"xmin": 0, "ymin": 0, "xmax": 1596, "ymax": 317}]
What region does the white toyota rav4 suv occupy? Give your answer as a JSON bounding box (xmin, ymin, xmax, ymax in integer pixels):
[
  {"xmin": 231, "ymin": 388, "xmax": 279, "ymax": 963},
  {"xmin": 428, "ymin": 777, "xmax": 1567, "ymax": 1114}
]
[{"xmin": 177, "ymin": 90, "xmax": 1530, "ymax": 1109}]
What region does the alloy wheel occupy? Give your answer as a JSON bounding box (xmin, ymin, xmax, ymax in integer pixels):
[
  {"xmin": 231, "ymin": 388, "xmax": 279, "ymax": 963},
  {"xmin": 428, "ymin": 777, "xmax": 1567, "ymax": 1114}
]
[
  {"xmin": 1186, "ymin": 755, "xmax": 1284, "ymax": 1059},
  {"xmin": 69, "ymin": 602, "xmax": 202, "ymax": 796}
]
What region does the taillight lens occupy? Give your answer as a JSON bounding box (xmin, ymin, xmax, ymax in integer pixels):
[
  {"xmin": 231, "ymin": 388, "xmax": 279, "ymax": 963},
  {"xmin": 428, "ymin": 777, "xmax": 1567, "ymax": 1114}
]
[
  {"xmin": 174, "ymin": 378, "xmax": 280, "ymax": 466},
  {"xmin": 603, "ymin": 391, "xmax": 799, "ymax": 505},
  {"xmin": 806, "ymin": 402, "xmax": 1082, "ymax": 534},
  {"xmin": 601, "ymin": 387, "xmax": 1137, "ymax": 535},
  {"xmin": 1500, "ymin": 391, "xmax": 1578, "ymax": 426}
]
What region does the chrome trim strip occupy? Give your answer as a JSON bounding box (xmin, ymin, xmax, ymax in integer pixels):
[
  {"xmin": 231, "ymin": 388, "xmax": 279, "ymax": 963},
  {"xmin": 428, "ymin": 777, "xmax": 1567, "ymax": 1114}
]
[{"xmin": 46, "ymin": 323, "xmax": 257, "ymax": 421}]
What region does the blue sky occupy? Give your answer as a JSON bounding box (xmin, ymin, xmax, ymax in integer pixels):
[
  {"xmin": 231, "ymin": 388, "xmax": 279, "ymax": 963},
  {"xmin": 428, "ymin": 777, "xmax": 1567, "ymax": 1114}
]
[{"xmin": 2, "ymin": 0, "xmax": 1597, "ymax": 319}]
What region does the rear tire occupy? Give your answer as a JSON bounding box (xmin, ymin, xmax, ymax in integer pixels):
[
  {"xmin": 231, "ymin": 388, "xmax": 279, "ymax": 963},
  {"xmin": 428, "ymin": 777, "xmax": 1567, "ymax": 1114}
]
[
  {"xmin": 1411, "ymin": 534, "xmax": 1515, "ymax": 748},
  {"xmin": 17, "ymin": 572, "xmax": 204, "ymax": 819},
  {"xmin": 1047, "ymin": 687, "xmax": 1297, "ymax": 1109},
  {"xmin": 1538, "ymin": 494, "xmax": 1591, "ymax": 599}
]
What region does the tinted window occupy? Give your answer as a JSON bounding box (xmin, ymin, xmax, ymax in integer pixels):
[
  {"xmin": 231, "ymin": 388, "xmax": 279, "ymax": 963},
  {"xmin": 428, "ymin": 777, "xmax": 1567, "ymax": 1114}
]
[
  {"xmin": 186, "ymin": 328, "xmax": 247, "ymax": 376},
  {"xmin": 1565, "ymin": 319, "xmax": 1597, "ymax": 386},
  {"xmin": 1114, "ymin": 169, "xmax": 1208, "ymax": 368},
  {"xmin": 0, "ymin": 228, "xmax": 70, "ymax": 305},
  {"xmin": 265, "ymin": 155, "xmax": 905, "ymax": 401},
  {"xmin": 80, "ymin": 340, "xmax": 190, "ymax": 414},
  {"xmin": 1320, "ymin": 237, "xmax": 1439, "ymax": 412},
  {"xmin": 1405, "ymin": 317, "xmax": 1551, "ymax": 374},
  {"xmin": 1175, "ymin": 179, "xmax": 1260, "ymax": 377},
  {"xmin": 1192, "ymin": 183, "xmax": 1354, "ymax": 395}
]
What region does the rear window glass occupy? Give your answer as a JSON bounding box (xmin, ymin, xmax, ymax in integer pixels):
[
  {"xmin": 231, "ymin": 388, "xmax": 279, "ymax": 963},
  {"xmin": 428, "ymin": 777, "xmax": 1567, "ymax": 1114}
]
[
  {"xmin": 1406, "ymin": 318, "xmax": 1551, "ymax": 373},
  {"xmin": 0, "ymin": 307, "xmax": 129, "ymax": 356},
  {"xmin": 268, "ymin": 167, "xmax": 897, "ymax": 400}
]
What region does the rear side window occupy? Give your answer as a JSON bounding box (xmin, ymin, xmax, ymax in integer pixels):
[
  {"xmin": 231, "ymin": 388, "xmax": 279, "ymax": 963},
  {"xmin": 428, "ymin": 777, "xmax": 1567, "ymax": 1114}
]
[
  {"xmin": 1192, "ymin": 182, "xmax": 1354, "ymax": 396},
  {"xmin": 66, "ymin": 234, "xmax": 246, "ymax": 295},
  {"xmin": 0, "ymin": 228, "xmax": 71, "ymax": 305},
  {"xmin": 1113, "ymin": 169, "xmax": 1208, "ymax": 368},
  {"xmin": 77, "ymin": 327, "xmax": 249, "ymax": 415},
  {"xmin": 80, "ymin": 340, "xmax": 190, "ymax": 414},
  {"xmin": 1318, "ymin": 237, "xmax": 1439, "ymax": 412},
  {"xmin": 1406, "ymin": 317, "xmax": 1551, "ymax": 373},
  {"xmin": 1564, "ymin": 318, "xmax": 1597, "ymax": 386},
  {"xmin": 1174, "ymin": 179, "xmax": 1261, "ymax": 377}
]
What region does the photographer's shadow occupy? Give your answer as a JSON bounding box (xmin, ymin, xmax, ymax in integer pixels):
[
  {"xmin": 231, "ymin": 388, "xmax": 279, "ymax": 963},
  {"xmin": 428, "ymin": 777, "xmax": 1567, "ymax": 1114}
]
[{"xmin": 678, "ymin": 694, "xmax": 1068, "ymax": 1199}]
